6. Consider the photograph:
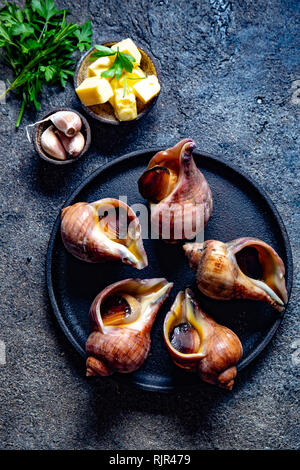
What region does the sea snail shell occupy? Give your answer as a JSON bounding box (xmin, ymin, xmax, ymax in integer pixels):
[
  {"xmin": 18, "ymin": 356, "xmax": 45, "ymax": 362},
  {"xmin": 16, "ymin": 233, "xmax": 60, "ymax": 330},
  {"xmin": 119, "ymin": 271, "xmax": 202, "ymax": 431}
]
[
  {"xmin": 184, "ymin": 237, "xmax": 288, "ymax": 312},
  {"xmin": 61, "ymin": 198, "xmax": 148, "ymax": 269},
  {"xmin": 138, "ymin": 139, "xmax": 213, "ymax": 242},
  {"xmin": 86, "ymin": 278, "xmax": 173, "ymax": 376},
  {"xmin": 163, "ymin": 289, "xmax": 243, "ymax": 390}
]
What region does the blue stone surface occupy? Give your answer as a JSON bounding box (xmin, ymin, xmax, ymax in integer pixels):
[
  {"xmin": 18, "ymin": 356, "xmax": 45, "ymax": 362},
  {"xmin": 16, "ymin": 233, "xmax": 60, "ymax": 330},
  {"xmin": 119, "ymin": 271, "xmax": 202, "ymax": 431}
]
[{"xmin": 0, "ymin": 0, "xmax": 299, "ymax": 450}]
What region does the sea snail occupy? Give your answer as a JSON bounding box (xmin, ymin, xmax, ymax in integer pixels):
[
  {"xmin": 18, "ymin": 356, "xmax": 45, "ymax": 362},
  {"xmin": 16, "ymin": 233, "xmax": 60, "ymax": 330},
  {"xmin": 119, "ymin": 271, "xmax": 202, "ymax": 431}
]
[
  {"xmin": 184, "ymin": 237, "xmax": 288, "ymax": 311},
  {"xmin": 86, "ymin": 278, "xmax": 173, "ymax": 376},
  {"xmin": 163, "ymin": 289, "xmax": 243, "ymax": 389},
  {"xmin": 138, "ymin": 139, "xmax": 213, "ymax": 242},
  {"xmin": 61, "ymin": 198, "xmax": 148, "ymax": 269}
]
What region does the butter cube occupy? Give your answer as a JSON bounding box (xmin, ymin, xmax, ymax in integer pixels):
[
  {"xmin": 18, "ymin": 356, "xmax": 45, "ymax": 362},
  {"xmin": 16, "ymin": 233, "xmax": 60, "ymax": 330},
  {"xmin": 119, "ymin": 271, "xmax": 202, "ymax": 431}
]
[
  {"xmin": 123, "ymin": 67, "xmax": 146, "ymax": 86},
  {"xmin": 110, "ymin": 77, "xmax": 122, "ymax": 90},
  {"xmin": 109, "ymin": 95, "xmax": 115, "ymax": 107},
  {"xmin": 88, "ymin": 66, "xmax": 110, "ymax": 78},
  {"xmin": 132, "ymin": 75, "xmax": 160, "ymax": 104},
  {"xmin": 88, "ymin": 56, "xmax": 115, "ymax": 77},
  {"xmin": 110, "ymin": 68, "xmax": 145, "ymax": 92},
  {"xmin": 91, "ymin": 56, "xmax": 114, "ymax": 68},
  {"xmin": 111, "ymin": 38, "xmax": 141, "ymax": 67},
  {"xmin": 113, "ymin": 88, "xmax": 137, "ymax": 121},
  {"xmin": 76, "ymin": 77, "xmax": 114, "ymax": 106}
]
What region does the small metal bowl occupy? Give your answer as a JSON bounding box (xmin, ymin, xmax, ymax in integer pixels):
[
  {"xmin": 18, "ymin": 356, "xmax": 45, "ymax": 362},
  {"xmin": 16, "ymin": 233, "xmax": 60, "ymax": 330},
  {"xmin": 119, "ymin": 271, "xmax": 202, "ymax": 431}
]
[
  {"xmin": 33, "ymin": 108, "xmax": 91, "ymax": 165},
  {"xmin": 74, "ymin": 41, "xmax": 160, "ymax": 125}
]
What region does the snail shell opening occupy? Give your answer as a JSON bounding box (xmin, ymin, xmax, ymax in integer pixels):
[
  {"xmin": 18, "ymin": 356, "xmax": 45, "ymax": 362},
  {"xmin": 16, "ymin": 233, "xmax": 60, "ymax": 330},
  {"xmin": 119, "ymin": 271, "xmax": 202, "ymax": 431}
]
[
  {"xmin": 233, "ymin": 242, "xmax": 287, "ymax": 308},
  {"xmin": 169, "ymin": 322, "xmax": 201, "ymax": 355},
  {"xmin": 184, "ymin": 237, "xmax": 287, "ymax": 311},
  {"xmin": 138, "ymin": 139, "xmax": 213, "ymax": 242},
  {"xmin": 163, "ymin": 289, "xmax": 243, "ymax": 389},
  {"xmin": 100, "ymin": 293, "xmax": 141, "ymax": 326},
  {"xmin": 164, "ymin": 290, "xmax": 207, "ymax": 365}
]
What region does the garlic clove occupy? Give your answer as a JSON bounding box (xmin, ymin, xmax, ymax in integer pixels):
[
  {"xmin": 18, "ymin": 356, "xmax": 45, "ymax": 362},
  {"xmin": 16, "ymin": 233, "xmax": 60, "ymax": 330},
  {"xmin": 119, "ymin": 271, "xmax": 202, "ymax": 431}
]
[
  {"xmin": 26, "ymin": 111, "xmax": 83, "ymax": 143},
  {"xmin": 41, "ymin": 125, "xmax": 67, "ymax": 160},
  {"xmin": 56, "ymin": 130, "xmax": 85, "ymax": 158},
  {"xmin": 50, "ymin": 111, "xmax": 82, "ymax": 137}
]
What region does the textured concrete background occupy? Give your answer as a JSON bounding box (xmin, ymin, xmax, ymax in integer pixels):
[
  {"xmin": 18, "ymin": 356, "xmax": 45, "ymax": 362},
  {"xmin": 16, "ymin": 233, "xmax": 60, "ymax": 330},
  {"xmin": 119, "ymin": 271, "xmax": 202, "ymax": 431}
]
[{"xmin": 0, "ymin": 0, "xmax": 299, "ymax": 450}]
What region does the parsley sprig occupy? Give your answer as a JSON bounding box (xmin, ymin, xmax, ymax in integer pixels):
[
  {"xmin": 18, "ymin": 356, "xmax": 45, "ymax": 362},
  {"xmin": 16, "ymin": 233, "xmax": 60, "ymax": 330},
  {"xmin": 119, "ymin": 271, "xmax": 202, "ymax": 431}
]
[
  {"xmin": 0, "ymin": 0, "xmax": 93, "ymax": 126},
  {"xmin": 90, "ymin": 45, "xmax": 146, "ymax": 97},
  {"xmin": 90, "ymin": 45, "xmax": 136, "ymax": 80}
]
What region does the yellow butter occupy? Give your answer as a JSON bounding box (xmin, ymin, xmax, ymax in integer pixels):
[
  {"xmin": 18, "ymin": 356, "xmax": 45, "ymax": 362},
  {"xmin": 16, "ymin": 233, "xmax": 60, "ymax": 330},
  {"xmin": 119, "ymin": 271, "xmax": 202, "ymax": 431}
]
[
  {"xmin": 88, "ymin": 56, "xmax": 115, "ymax": 77},
  {"xmin": 132, "ymin": 74, "xmax": 160, "ymax": 104},
  {"xmin": 123, "ymin": 67, "xmax": 146, "ymax": 86},
  {"xmin": 110, "ymin": 68, "xmax": 145, "ymax": 91},
  {"xmin": 113, "ymin": 88, "xmax": 137, "ymax": 121},
  {"xmin": 111, "ymin": 38, "xmax": 141, "ymax": 67},
  {"xmin": 110, "ymin": 77, "xmax": 122, "ymax": 89},
  {"xmin": 108, "ymin": 95, "xmax": 115, "ymax": 107},
  {"xmin": 88, "ymin": 66, "xmax": 110, "ymax": 78},
  {"xmin": 76, "ymin": 77, "xmax": 114, "ymax": 106}
]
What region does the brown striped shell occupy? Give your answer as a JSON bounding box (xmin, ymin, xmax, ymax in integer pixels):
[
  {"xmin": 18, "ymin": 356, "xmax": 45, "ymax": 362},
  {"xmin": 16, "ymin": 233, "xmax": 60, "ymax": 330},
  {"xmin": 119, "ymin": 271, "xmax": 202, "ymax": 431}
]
[
  {"xmin": 138, "ymin": 139, "xmax": 213, "ymax": 242},
  {"xmin": 163, "ymin": 289, "xmax": 243, "ymax": 390},
  {"xmin": 61, "ymin": 198, "xmax": 148, "ymax": 269},
  {"xmin": 86, "ymin": 278, "xmax": 173, "ymax": 376},
  {"xmin": 184, "ymin": 238, "xmax": 288, "ymax": 311}
]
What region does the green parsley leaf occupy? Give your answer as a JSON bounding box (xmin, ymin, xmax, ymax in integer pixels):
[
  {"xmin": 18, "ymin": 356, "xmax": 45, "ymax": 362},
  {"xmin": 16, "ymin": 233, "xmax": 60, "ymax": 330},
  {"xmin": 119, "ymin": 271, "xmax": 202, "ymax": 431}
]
[
  {"xmin": 74, "ymin": 19, "xmax": 93, "ymax": 51},
  {"xmin": 11, "ymin": 23, "xmax": 35, "ymax": 38},
  {"xmin": 118, "ymin": 52, "xmax": 134, "ymax": 73},
  {"xmin": 120, "ymin": 52, "xmax": 136, "ymax": 63},
  {"xmin": 101, "ymin": 67, "xmax": 117, "ymax": 78},
  {"xmin": 32, "ymin": 0, "xmax": 58, "ymax": 21},
  {"xmin": 0, "ymin": 0, "xmax": 93, "ymax": 126},
  {"xmin": 114, "ymin": 57, "xmax": 123, "ymax": 80},
  {"xmin": 94, "ymin": 44, "xmax": 116, "ymax": 55},
  {"xmin": 90, "ymin": 44, "xmax": 136, "ymax": 81},
  {"xmin": 40, "ymin": 65, "xmax": 56, "ymax": 82}
]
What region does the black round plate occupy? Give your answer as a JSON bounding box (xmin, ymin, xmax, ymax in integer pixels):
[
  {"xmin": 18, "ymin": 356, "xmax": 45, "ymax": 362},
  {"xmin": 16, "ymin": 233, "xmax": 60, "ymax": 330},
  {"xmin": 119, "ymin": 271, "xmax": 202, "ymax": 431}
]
[{"xmin": 46, "ymin": 148, "xmax": 293, "ymax": 392}]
